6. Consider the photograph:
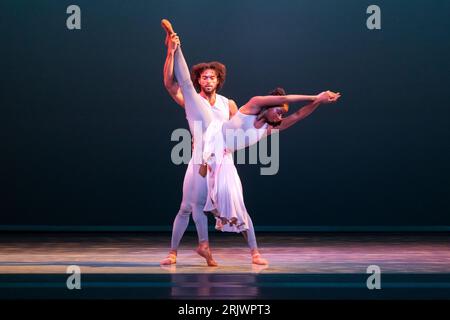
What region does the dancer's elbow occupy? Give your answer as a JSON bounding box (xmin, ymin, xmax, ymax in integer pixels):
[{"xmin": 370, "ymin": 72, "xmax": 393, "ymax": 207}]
[
  {"xmin": 249, "ymin": 95, "xmax": 288, "ymax": 107},
  {"xmin": 164, "ymin": 79, "xmax": 175, "ymax": 91}
]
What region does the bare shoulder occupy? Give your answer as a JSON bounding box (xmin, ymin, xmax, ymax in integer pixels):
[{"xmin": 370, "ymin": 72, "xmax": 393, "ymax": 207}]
[
  {"xmin": 227, "ymin": 98, "xmax": 238, "ymax": 106},
  {"xmin": 228, "ymin": 99, "xmax": 239, "ymax": 117}
]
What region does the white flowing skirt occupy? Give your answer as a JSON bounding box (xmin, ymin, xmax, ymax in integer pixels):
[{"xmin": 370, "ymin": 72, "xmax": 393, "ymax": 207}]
[{"xmin": 203, "ymin": 120, "xmax": 250, "ymax": 233}]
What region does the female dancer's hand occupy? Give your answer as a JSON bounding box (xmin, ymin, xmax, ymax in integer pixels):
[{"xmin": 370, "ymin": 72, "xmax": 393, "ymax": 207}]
[
  {"xmin": 168, "ymin": 33, "xmax": 181, "ymax": 53},
  {"xmin": 316, "ymin": 91, "xmax": 341, "ymax": 104}
]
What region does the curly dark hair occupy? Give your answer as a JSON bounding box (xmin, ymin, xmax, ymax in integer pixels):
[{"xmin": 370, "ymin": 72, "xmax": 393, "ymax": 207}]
[
  {"xmin": 268, "ymin": 87, "xmax": 286, "ymax": 96},
  {"xmin": 190, "ymin": 62, "xmax": 227, "ymax": 92}
]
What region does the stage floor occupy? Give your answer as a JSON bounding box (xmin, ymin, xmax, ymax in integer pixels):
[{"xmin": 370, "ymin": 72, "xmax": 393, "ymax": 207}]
[
  {"xmin": 1, "ymin": 232, "xmax": 450, "ymax": 274},
  {"xmin": 1, "ymin": 232, "xmax": 449, "ymax": 299}
]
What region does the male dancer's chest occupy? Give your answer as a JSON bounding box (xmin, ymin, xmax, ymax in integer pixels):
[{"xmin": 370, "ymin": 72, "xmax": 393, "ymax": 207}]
[{"xmin": 200, "ymin": 95, "xmax": 229, "ymax": 121}]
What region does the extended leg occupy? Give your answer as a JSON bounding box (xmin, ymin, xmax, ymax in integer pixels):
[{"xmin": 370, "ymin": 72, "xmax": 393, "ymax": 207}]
[
  {"xmin": 173, "ymin": 47, "xmax": 213, "ymax": 131},
  {"xmin": 162, "ymin": 19, "xmax": 213, "ymax": 132}
]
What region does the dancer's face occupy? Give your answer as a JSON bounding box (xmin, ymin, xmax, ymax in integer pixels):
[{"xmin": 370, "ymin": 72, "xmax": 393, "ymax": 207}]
[
  {"xmin": 198, "ymin": 69, "xmax": 219, "ymax": 94},
  {"xmin": 265, "ymin": 107, "xmax": 286, "ymax": 125}
]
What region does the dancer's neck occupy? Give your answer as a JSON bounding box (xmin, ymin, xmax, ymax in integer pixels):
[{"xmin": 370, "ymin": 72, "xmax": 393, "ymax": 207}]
[{"xmin": 200, "ymin": 91, "xmax": 216, "ymax": 107}]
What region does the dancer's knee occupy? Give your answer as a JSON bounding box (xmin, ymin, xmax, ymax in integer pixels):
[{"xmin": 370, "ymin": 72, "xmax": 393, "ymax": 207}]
[
  {"xmin": 191, "ymin": 205, "xmax": 207, "ymax": 223},
  {"xmin": 179, "ymin": 78, "xmax": 195, "ymax": 92},
  {"xmin": 177, "ymin": 204, "xmax": 192, "ymax": 218}
]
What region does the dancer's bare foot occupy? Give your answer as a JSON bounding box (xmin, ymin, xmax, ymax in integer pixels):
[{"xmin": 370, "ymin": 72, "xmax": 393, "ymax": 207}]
[
  {"xmin": 251, "ymin": 264, "xmax": 269, "ymax": 273},
  {"xmin": 160, "ymin": 250, "xmax": 177, "ymax": 265},
  {"xmin": 251, "ymin": 250, "xmax": 268, "ymax": 265},
  {"xmin": 161, "ymin": 19, "xmax": 175, "ymax": 35},
  {"xmin": 161, "ymin": 19, "xmax": 175, "ymax": 46},
  {"xmin": 196, "ymin": 243, "xmax": 218, "ymax": 267}
]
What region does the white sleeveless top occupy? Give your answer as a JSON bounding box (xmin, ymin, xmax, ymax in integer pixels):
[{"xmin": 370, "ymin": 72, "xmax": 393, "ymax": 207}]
[
  {"xmin": 201, "ymin": 93, "xmax": 229, "ymax": 122},
  {"xmin": 222, "ymin": 110, "xmax": 268, "ymax": 152}
]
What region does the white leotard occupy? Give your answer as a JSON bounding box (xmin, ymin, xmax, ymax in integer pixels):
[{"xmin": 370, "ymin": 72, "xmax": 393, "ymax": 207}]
[{"xmin": 222, "ymin": 110, "xmax": 268, "ymax": 152}]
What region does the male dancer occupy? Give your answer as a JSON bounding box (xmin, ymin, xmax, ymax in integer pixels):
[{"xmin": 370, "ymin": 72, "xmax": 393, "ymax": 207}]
[{"xmin": 160, "ymin": 20, "xmax": 269, "ymax": 266}]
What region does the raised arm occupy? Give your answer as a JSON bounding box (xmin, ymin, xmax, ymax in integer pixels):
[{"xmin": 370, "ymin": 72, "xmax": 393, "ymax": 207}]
[
  {"xmin": 163, "ymin": 33, "xmax": 185, "ymax": 107},
  {"xmin": 242, "ymin": 94, "xmax": 318, "ymax": 114}
]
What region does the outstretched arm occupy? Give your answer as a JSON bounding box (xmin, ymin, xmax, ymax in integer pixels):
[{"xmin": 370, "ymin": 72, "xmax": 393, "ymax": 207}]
[
  {"xmin": 268, "ymin": 91, "xmax": 341, "ymax": 133},
  {"xmin": 163, "ymin": 33, "xmax": 185, "ymax": 107},
  {"xmin": 275, "ymin": 101, "xmax": 321, "ymax": 132},
  {"xmin": 242, "ymin": 94, "xmax": 317, "ymax": 114}
]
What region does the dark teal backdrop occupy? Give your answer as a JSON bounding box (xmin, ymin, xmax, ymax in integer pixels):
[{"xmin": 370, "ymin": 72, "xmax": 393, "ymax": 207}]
[{"xmin": 2, "ymin": 0, "xmax": 450, "ymax": 231}]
